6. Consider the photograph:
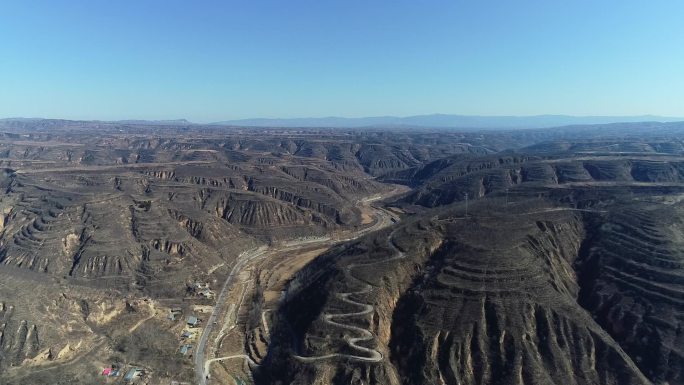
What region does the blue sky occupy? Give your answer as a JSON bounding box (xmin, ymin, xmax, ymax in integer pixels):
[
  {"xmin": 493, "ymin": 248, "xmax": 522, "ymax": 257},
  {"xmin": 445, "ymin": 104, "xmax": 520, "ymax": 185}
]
[{"xmin": 1, "ymin": 1, "xmax": 683, "ymax": 122}]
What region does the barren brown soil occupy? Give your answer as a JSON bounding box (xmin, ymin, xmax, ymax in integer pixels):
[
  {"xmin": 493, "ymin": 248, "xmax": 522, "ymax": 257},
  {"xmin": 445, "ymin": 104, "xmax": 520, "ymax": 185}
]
[{"xmin": 0, "ymin": 119, "xmax": 683, "ymax": 385}]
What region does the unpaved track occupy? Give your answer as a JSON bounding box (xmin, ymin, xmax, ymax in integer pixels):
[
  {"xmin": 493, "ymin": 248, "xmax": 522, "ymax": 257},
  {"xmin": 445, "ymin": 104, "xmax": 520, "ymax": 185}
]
[
  {"xmin": 204, "ymin": 355, "xmax": 257, "ymax": 373},
  {"xmin": 260, "ymin": 309, "xmax": 271, "ymax": 337},
  {"xmin": 14, "ymin": 160, "xmax": 212, "ymax": 174},
  {"xmin": 294, "ymin": 229, "xmax": 404, "ymax": 363},
  {"xmin": 434, "ymin": 206, "xmax": 608, "ymax": 223},
  {"xmin": 128, "ymin": 301, "xmax": 157, "ymax": 333}
]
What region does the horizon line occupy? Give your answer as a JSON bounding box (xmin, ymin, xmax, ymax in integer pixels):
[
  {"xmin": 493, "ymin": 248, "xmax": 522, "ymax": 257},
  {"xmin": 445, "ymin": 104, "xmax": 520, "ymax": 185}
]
[{"xmin": 2, "ymin": 113, "xmax": 684, "ymax": 125}]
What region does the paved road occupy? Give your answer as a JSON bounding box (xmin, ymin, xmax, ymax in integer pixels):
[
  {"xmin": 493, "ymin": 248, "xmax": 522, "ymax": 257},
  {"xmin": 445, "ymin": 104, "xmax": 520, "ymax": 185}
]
[{"xmin": 194, "ymin": 247, "xmax": 267, "ymax": 385}]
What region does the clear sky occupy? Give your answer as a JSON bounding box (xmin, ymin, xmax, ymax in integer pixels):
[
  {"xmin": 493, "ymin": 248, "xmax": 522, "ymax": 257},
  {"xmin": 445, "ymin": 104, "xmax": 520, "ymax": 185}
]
[{"xmin": 1, "ymin": 1, "xmax": 683, "ymax": 122}]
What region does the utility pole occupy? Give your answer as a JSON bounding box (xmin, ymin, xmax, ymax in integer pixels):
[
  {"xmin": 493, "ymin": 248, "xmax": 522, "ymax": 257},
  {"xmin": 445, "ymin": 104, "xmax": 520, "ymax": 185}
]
[{"xmin": 464, "ymin": 192, "xmax": 469, "ymax": 218}]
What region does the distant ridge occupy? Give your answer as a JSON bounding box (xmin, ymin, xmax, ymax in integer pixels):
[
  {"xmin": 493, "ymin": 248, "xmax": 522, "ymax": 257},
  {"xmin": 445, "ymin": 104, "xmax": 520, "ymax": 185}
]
[
  {"xmin": 2, "ymin": 115, "xmax": 683, "ymax": 130},
  {"xmin": 112, "ymin": 119, "xmax": 192, "ymax": 125},
  {"xmin": 211, "ymin": 114, "xmax": 684, "ymax": 129},
  {"xmin": 0, "ymin": 118, "xmax": 193, "ymax": 125}
]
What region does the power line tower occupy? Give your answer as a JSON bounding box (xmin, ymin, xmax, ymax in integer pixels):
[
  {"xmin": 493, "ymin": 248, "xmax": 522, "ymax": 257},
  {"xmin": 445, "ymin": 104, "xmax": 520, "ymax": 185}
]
[{"xmin": 464, "ymin": 192, "xmax": 469, "ymax": 218}]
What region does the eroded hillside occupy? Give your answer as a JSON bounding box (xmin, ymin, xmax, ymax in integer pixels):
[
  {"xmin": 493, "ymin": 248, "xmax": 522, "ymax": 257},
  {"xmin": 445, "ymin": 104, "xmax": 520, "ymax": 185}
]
[
  {"xmin": 0, "ymin": 120, "xmax": 683, "ymax": 385},
  {"xmin": 257, "ymin": 143, "xmax": 684, "ymax": 385}
]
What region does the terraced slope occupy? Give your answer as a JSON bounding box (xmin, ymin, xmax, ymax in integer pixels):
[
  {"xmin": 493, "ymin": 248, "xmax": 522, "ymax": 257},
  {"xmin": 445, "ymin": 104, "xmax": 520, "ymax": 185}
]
[
  {"xmin": 0, "ymin": 123, "xmax": 497, "ymax": 178},
  {"xmin": 394, "ymin": 153, "xmax": 684, "ymax": 208},
  {"xmin": 0, "ymin": 163, "xmax": 390, "ymax": 294},
  {"xmin": 576, "ymin": 203, "xmax": 684, "ymax": 384},
  {"xmin": 1, "ymin": 122, "xmax": 684, "ymax": 384},
  {"xmin": 386, "ymin": 207, "xmax": 649, "ymax": 385},
  {"xmin": 258, "ymin": 195, "xmax": 684, "ymax": 385}
]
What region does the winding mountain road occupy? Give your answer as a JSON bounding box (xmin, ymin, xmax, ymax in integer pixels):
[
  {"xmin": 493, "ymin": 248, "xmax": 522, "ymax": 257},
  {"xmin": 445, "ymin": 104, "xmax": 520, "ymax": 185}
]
[
  {"xmin": 294, "ymin": 206, "xmax": 609, "ymax": 363},
  {"xmin": 195, "ymin": 189, "xmax": 402, "ymax": 384},
  {"xmin": 294, "ymin": 228, "xmax": 405, "ymax": 363}
]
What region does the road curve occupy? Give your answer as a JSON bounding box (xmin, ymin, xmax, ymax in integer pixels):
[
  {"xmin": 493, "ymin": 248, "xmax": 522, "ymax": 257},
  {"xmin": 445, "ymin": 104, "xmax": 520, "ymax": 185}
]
[
  {"xmin": 204, "ymin": 354, "xmax": 257, "ymax": 376},
  {"xmin": 294, "ymin": 229, "xmax": 405, "ymax": 363}
]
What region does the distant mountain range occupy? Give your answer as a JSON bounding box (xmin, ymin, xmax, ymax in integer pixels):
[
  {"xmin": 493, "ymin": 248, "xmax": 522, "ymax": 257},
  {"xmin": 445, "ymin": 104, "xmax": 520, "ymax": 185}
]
[
  {"xmin": 2, "ymin": 115, "xmax": 683, "ymax": 130},
  {"xmin": 211, "ymin": 114, "xmax": 684, "ymax": 129},
  {"xmin": 0, "ymin": 118, "xmax": 192, "ymax": 125}
]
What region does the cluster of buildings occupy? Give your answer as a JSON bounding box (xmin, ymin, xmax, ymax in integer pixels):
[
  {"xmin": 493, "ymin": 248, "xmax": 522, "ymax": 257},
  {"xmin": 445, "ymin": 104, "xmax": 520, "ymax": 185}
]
[
  {"xmin": 167, "ymin": 305, "xmax": 204, "ymax": 357},
  {"xmin": 189, "ymin": 281, "xmax": 215, "ymax": 299},
  {"xmin": 96, "ymin": 303, "xmax": 210, "ymax": 383},
  {"xmin": 179, "ymin": 315, "xmax": 202, "ymax": 356},
  {"xmin": 100, "ymin": 366, "xmax": 121, "ymax": 378},
  {"xmin": 124, "ymin": 368, "xmax": 144, "ymax": 382},
  {"xmin": 100, "ymin": 364, "xmax": 144, "ymax": 383}
]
